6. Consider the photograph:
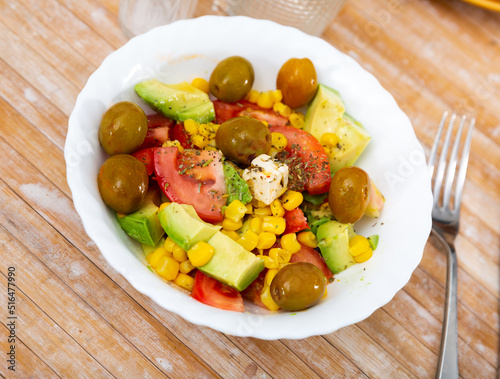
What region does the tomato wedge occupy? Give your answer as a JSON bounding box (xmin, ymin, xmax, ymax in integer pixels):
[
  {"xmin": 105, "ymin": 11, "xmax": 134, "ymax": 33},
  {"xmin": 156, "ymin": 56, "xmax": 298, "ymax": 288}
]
[
  {"xmin": 283, "ymin": 208, "xmax": 309, "ymax": 234},
  {"xmin": 270, "ymin": 125, "xmax": 331, "ymax": 195},
  {"xmin": 213, "ymin": 100, "xmax": 288, "ymax": 126},
  {"xmin": 154, "ymin": 147, "xmax": 227, "ymax": 223},
  {"xmin": 138, "ymin": 114, "xmax": 174, "ymax": 149},
  {"xmin": 170, "ymin": 123, "xmax": 195, "ymax": 150},
  {"xmin": 132, "ymin": 147, "xmax": 156, "ymax": 176},
  {"xmin": 240, "ymin": 270, "xmax": 267, "ymax": 309},
  {"xmin": 289, "ymin": 244, "xmax": 333, "ymax": 281},
  {"xmin": 191, "ymin": 271, "xmax": 245, "ymax": 312}
]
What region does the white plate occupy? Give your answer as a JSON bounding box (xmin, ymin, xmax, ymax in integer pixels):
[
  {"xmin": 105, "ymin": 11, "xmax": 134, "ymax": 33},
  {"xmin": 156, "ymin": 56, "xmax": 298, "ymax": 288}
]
[{"xmin": 65, "ymin": 15, "xmax": 432, "ymax": 339}]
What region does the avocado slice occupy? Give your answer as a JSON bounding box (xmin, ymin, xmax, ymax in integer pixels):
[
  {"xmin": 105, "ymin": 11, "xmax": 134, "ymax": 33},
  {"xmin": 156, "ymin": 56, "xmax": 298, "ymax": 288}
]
[
  {"xmin": 201, "ymin": 232, "xmax": 264, "ymax": 291},
  {"xmin": 159, "ymin": 202, "xmax": 221, "ymax": 251},
  {"xmin": 135, "ymin": 79, "xmax": 215, "ymax": 124},
  {"xmin": 142, "ymin": 236, "xmax": 166, "ymax": 256},
  {"xmin": 304, "ymin": 84, "xmax": 371, "ymax": 174},
  {"xmin": 116, "ymin": 189, "xmax": 164, "ymax": 247},
  {"xmin": 316, "ymin": 220, "xmax": 355, "ymax": 274}
]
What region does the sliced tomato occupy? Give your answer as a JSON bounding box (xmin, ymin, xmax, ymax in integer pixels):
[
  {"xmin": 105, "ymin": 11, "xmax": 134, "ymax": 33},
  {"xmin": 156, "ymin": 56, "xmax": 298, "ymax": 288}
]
[
  {"xmin": 240, "ymin": 269, "xmax": 267, "ymax": 309},
  {"xmin": 154, "ymin": 147, "xmax": 227, "ymax": 223},
  {"xmin": 131, "ymin": 147, "xmax": 156, "ymax": 176},
  {"xmin": 138, "ymin": 114, "xmax": 174, "ymax": 149},
  {"xmin": 270, "ymin": 125, "xmax": 331, "ymax": 195},
  {"xmin": 283, "ymin": 208, "xmax": 309, "ymax": 234},
  {"xmin": 289, "ymin": 244, "xmax": 333, "ymax": 281},
  {"xmin": 213, "ymin": 100, "xmax": 288, "ymax": 126},
  {"xmin": 170, "ymin": 123, "xmax": 195, "ymax": 150},
  {"xmin": 191, "ymin": 271, "xmax": 245, "ymax": 312}
]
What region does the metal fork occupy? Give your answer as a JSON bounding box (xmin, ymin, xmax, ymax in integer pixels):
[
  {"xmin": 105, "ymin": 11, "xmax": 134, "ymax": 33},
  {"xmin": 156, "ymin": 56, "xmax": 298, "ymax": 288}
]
[{"xmin": 428, "ymin": 112, "xmax": 475, "ymax": 379}]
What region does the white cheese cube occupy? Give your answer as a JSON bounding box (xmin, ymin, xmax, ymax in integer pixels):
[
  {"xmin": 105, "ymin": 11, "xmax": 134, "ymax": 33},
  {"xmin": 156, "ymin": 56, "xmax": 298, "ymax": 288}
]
[{"xmin": 242, "ymin": 154, "xmax": 289, "ymax": 205}]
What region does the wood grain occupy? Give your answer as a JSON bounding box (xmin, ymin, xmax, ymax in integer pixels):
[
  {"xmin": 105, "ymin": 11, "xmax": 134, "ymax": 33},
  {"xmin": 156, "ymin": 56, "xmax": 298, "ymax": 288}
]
[{"xmin": 0, "ymin": 0, "xmax": 498, "ymax": 378}]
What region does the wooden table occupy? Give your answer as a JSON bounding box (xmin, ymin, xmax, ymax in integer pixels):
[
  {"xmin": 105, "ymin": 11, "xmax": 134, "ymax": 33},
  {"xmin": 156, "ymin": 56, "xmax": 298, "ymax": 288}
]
[{"xmin": 0, "ymin": 0, "xmax": 498, "ymax": 377}]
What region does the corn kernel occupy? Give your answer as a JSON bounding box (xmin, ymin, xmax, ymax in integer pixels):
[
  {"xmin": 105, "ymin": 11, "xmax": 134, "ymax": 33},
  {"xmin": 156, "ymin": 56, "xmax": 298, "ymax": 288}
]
[
  {"xmin": 209, "ymin": 122, "xmax": 219, "ymax": 132},
  {"xmin": 174, "ymin": 272, "xmax": 195, "ymax": 291},
  {"xmin": 273, "ymin": 102, "xmax": 291, "ymax": 117},
  {"xmin": 147, "ymin": 247, "xmax": 167, "ymax": 268},
  {"xmin": 257, "ymin": 232, "xmax": 276, "ymax": 250},
  {"xmin": 249, "ymin": 217, "xmax": 263, "ymax": 234},
  {"xmin": 225, "ymin": 200, "xmax": 248, "ymax": 223},
  {"xmin": 237, "ymin": 230, "xmax": 259, "ymax": 251},
  {"xmin": 184, "ymin": 119, "xmax": 199, "ymax": 135},
  {"xmin": 257, "ymin": 91, "xmax": 273, "ymax": 109},
  {"xmin": 192, "ymin": 134, "xmax": 209, "ymax": 149},
  {"xmin": 245, "ymin": 203, "xmax": 253, "ymax": 214},
  {"xmin": 349, "ymin": 235, "xmax": 371, "ymax": 257},
  {"xmin": 155, "ymin": 256, "xmax": 179, "ymax": 281},
  {"xmin": 281, "ymin": 190, "xmax": 303, "ymax": 211},
  {"xmin": 289, "ymin": 113, "xmax": 304, "ymax": 128},
  {"xmin": 265, "ymin": 269, "xmax": 278, "ymax": 287},
  {"xmin": 221, "ymin": 229, "xmax": 240, "ymax": 241},
  {"xmin": 251, "ymin": 198, "xmax": 268, "ymax": 208},
  {"xmin": 247, "ymin": 89, "xmax": 260, "ymax": 103},
  {"xmin": 269, "ymin": 248, "xmax": 291, "ymax": 263},
  {"xmin": 321, "ymin": 132, "xmax": 339, "ymax": 148},
  {"xmin": 270, "ymin": 199, "xmax": 285, "ymax": 217},
  {"xmin": 271, "ymin": 89, "xmax": 283, "ymax": 103},
  {"xmin": 281, "ymin": 233, "xmax": 301, "ymax": 254},
  {"xmin": 191, "ymin": 77, "xmax": 209, "ymax": 93},
  {"xmin": 259, "ymin": 255, "xmax": 279, "ymax": 269},
  {"xmin": 159, "ymin": 202, "xmax": 171, "ymax": 212},
  {"xmin": 260, "ymin": 286, "xmax": 280, "ymax": 311},
  {"xmin": 354, "ymin": 248, "xmax": 373, "ymax": 263},
  {"xmin": 322, "ymin": 287, "xmax": 328, "ymax": 299},
  {"xmin": 253, "ymin": 206, "xmax": 272, "ymax": 217},
  {"xmin": 262, "ymin": 216, "xmax": 286, "ymax": 235},
  {"xmin": 297, "ymin": 231, "xmax": 318, "ymax": 248},
  {"xmin": 164, "ymin": 237, "xmax": 177, "ymax": 253},
  {"xmin": 162, "ymin": 140, "xmax": 184, "ymax": 152},
  {"xmin": 323, "ymin": 145, "xmax": 332, "ymax": 157},
  {"xmin": 188, "ymin": 241, "xmax": 215, "ymax": 267},
  {"xmin": 179, "ymin": 260, "xmax": 195, "ymax": 274},
  {"xmin": 198, "ymin": 123, "xmax": 215, "ymax": 139},
  {"xmin": 222, "ymin": 218, "xmax": 243, "ymax": 231},
  {"xmin": 173, "ymin": 245, "xmax": 187, "ymax": 262},
  {"xmin": 271, "ymin": 132, "xmax": 287, "ymax": 152}
]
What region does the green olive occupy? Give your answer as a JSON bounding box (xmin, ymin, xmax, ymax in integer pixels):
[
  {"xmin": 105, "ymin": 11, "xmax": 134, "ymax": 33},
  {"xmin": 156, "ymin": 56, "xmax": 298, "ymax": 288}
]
[
  {"xmin": 328, "ymin": 167, "xmax": 370, "ymax": 224},
  {"xmin": 209, "ymin": 56, "xmax": 254, "ymax": 103},
  {"xmin": 276, "ymin": 58, "xmax": 317, "ymax": 109},
  {"xmin": 99, "ymin": 101, "xmax": 148, "ymax": 155},
  {"xmin": 270, "ymin": 263, "xmax": 326, "ymax": 311},
  {"xmin": 215, "ymin": 117, "xmax": 271, "ymax": 164},
  {"xmin": 97, "ymin": 154, "xmax": 148, "ymax": 214}
]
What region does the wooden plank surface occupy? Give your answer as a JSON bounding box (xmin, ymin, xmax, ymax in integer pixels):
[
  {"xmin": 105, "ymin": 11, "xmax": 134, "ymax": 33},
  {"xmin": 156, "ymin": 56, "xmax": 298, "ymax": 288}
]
[{"xmin": 0, "ymin": 0, "xmax": 499, "ymax": 377}]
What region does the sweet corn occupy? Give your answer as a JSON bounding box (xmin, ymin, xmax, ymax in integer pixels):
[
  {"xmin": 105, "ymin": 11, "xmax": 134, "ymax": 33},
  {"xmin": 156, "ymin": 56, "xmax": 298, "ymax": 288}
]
[
  {"xmin": 251, "ymin": 199, "xmax": 268, "ymax": 208},
  {"xmin": 260, "ymin": 286, "xmax": 280, "ymax": 311},
  {"xmin": 237, "ymin": 230, "xmax": 259, "ymax": 251},
  {"xmin": 147, "ymin": 247, "xmax": 167, "ymax": 268},
  {"xmin": 322, "ymin": 287, "xmax": 328, "ymax": 299},
  {"xmin": 179, "ymin": 260, "xmax": 195, "ymax": 274},
  {"xmin": 270, "ymin": 199, "xmax": 285, "ymax": 217},
  {"xmin": 162, "ymin": 140, "xmax": 184, "ymax": 152},
  {"xmin": 209, "ymin": 122, "xmax": 219, "ymax": 132},
  {"xmin": 273, "ymin": 102, "xmax": 292, "ymax": 117},
  {"xmin": 245, "ymin": 203, "xmax": 253, "ymax": 214},
  {"xmin": 159, "ymin": 202, "xmax": 171, "ymax": 212},
  {"xmin": 349, "ymin": 235, "xmax": 371, "ymax": 257},
  {"xmin": 260, "ymin": 120, "xmax": 269, "ymax": 127},
  {"xmin": 247, "ymin": 89, "xmax": 260, "ymax": 103},
  {"xmin": 155, "ymin": 256, "xmax": 179, "ymax": 281},
  {"xmin": 271, "ymin": 89, "xmax": 283, "ymax": 103},
  {"xmin": 265, "ymin": 269, "xmax": 278, "ymax": 287},
  {"xmin": 321, "ymin": 132, "xmax": 339, "ymax": 148},
  {"xmin": 184, "ymin": 119, "xmax": 199, "ymax": 135},
  {"xmin": 297, "ymin": 231, "xmax": 318, "ymax": 248},
  {"xmin": 253, "ymin": 206, "xmax": 272, "ymax": 217},
  {"xmin": 164, "ymin": 237, "xmax": 177, "ymax": 253},
  {"xmin": 289, "ymin": 113, "xmax": 304, "ymax": 128},
  {"xmin": 354, "ymin": 248, "xmax": 373, "ymax": 263},
  {"xmin": 256, "ymin": 232, "xmax": 276, "ymax": 250},
  {"xmin": 174, "ymin": 273, "xmax": 195, "ymax": 291},
  {"xmin": 259, "ymin": 255, "xmax": 279, "ymax": 269},
  {"xmin": 187, "ymin": 241, "xmax": 215, "ymax": 267},
  {"xmin": 322, "ymin": 145, "xmax": 333, "ymax": 157},
  {"xmin": 269, "ymin": 248, "xmax": 291, "ymax": 264},
  {"xmin": 172, "ymin": 245, "xmax": 187, "ymax": 262},
  {"xmin": 221, "ymin": 229, "xmax": 240, "ymax": 241},
  {"xmin": 271, "ymin": 132, "xmax": 287, "ymax": 152},
  {"xmin": 225, "ymin": 200, "xmax": 248, "ymax": 223},
  {"xmin": 191, "ymin": 134, "xmax": 209, "ymax": 149},
  {"xmin": 262, "ymin": 216, "xmax": 286, "ymax": 235},
  {"xmin": 257, "ymin": 91, "xmax": 273, "ymax": 109},
  {"xmin": 222, "ymin": 217, "xmax": 243, "ymax": 231},
  {"xmin": 191, "ymin": 77, "xmax": 209, "ymax": 93},
  {"xmin": 280, "ymin": 233, "xmax": 301, "ymax": 254},
  {"xmin": 198, "ymin": 123, "xmax": 215, "ymax": 139},
  {"xmin": 281, "ymin": 190, "xmax": 303, "ymax": 211},
  {"xmin": 249, "ymin": 217, "xmax": 263, "ymax": 234}
]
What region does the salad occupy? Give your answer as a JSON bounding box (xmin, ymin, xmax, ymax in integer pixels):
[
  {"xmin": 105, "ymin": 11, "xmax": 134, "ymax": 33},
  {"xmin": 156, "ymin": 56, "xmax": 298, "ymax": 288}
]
[{"xmin": 96, "ymin": 56, "xmax": 385, "ymax": 313}]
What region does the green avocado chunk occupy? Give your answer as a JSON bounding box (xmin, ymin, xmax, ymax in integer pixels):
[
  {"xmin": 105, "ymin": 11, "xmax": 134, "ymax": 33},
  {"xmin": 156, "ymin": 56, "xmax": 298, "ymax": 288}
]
[
  {"xmin": 201, "ymin": 232, "xmax": 264, "ymax": 291},
  {"xmin": 158, "ymin": 203, "xmax": 221, "ymax": 251},
  {"xmin": 316, "ymin": 220, "xmax": 356, "ymax": 274},
  {"xmin": 116, "ymin": 189, "xmax": 164, "ymax": 247},
  {"xmin": 223, "ymin": 162, "xmax": 253, "ymax": 205},
  {"xmin": 142, "ymin": 236, "xmax": 166, "ymax": 256},
  {"xmin": 135, "ymin": 79, "xmax": 215, "ymax": 123},
  {"xmin": 303, "ymin": 84, "xmax": 371, "ymax": 174}
]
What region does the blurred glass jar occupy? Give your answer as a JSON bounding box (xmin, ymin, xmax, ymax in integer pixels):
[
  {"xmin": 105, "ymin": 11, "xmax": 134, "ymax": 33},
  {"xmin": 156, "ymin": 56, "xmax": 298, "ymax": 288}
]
[
  {"xmin": 213, "ymin": 0, "xmax": 346, "ymax": 36},
  {"xmin": 119, "ymin": 0, "xmax": 199, "ymax": 38}
]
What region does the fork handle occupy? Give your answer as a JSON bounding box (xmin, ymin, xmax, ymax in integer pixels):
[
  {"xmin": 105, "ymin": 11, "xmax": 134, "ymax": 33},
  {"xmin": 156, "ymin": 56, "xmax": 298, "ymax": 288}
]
[{"xmin": 433, "ymin": 229, "xmax": 459, "ymax": 379}]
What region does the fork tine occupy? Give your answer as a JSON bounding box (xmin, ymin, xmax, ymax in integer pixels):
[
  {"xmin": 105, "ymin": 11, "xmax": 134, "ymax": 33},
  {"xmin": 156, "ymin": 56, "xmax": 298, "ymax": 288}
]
[
  {"xmin": 453, "ymin": 117, "xmax": 475, "ymax": 212},
  {"xmin": 428, "ymin": 111, "xmax": 449, "ymax": 179},
  {"xmin": 442, "ymin": 116, "xmax": 466, "ymax": 210},
  {"xmin": 433, "ymin": 113, "xmax": 456, "ymax": 207}
]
